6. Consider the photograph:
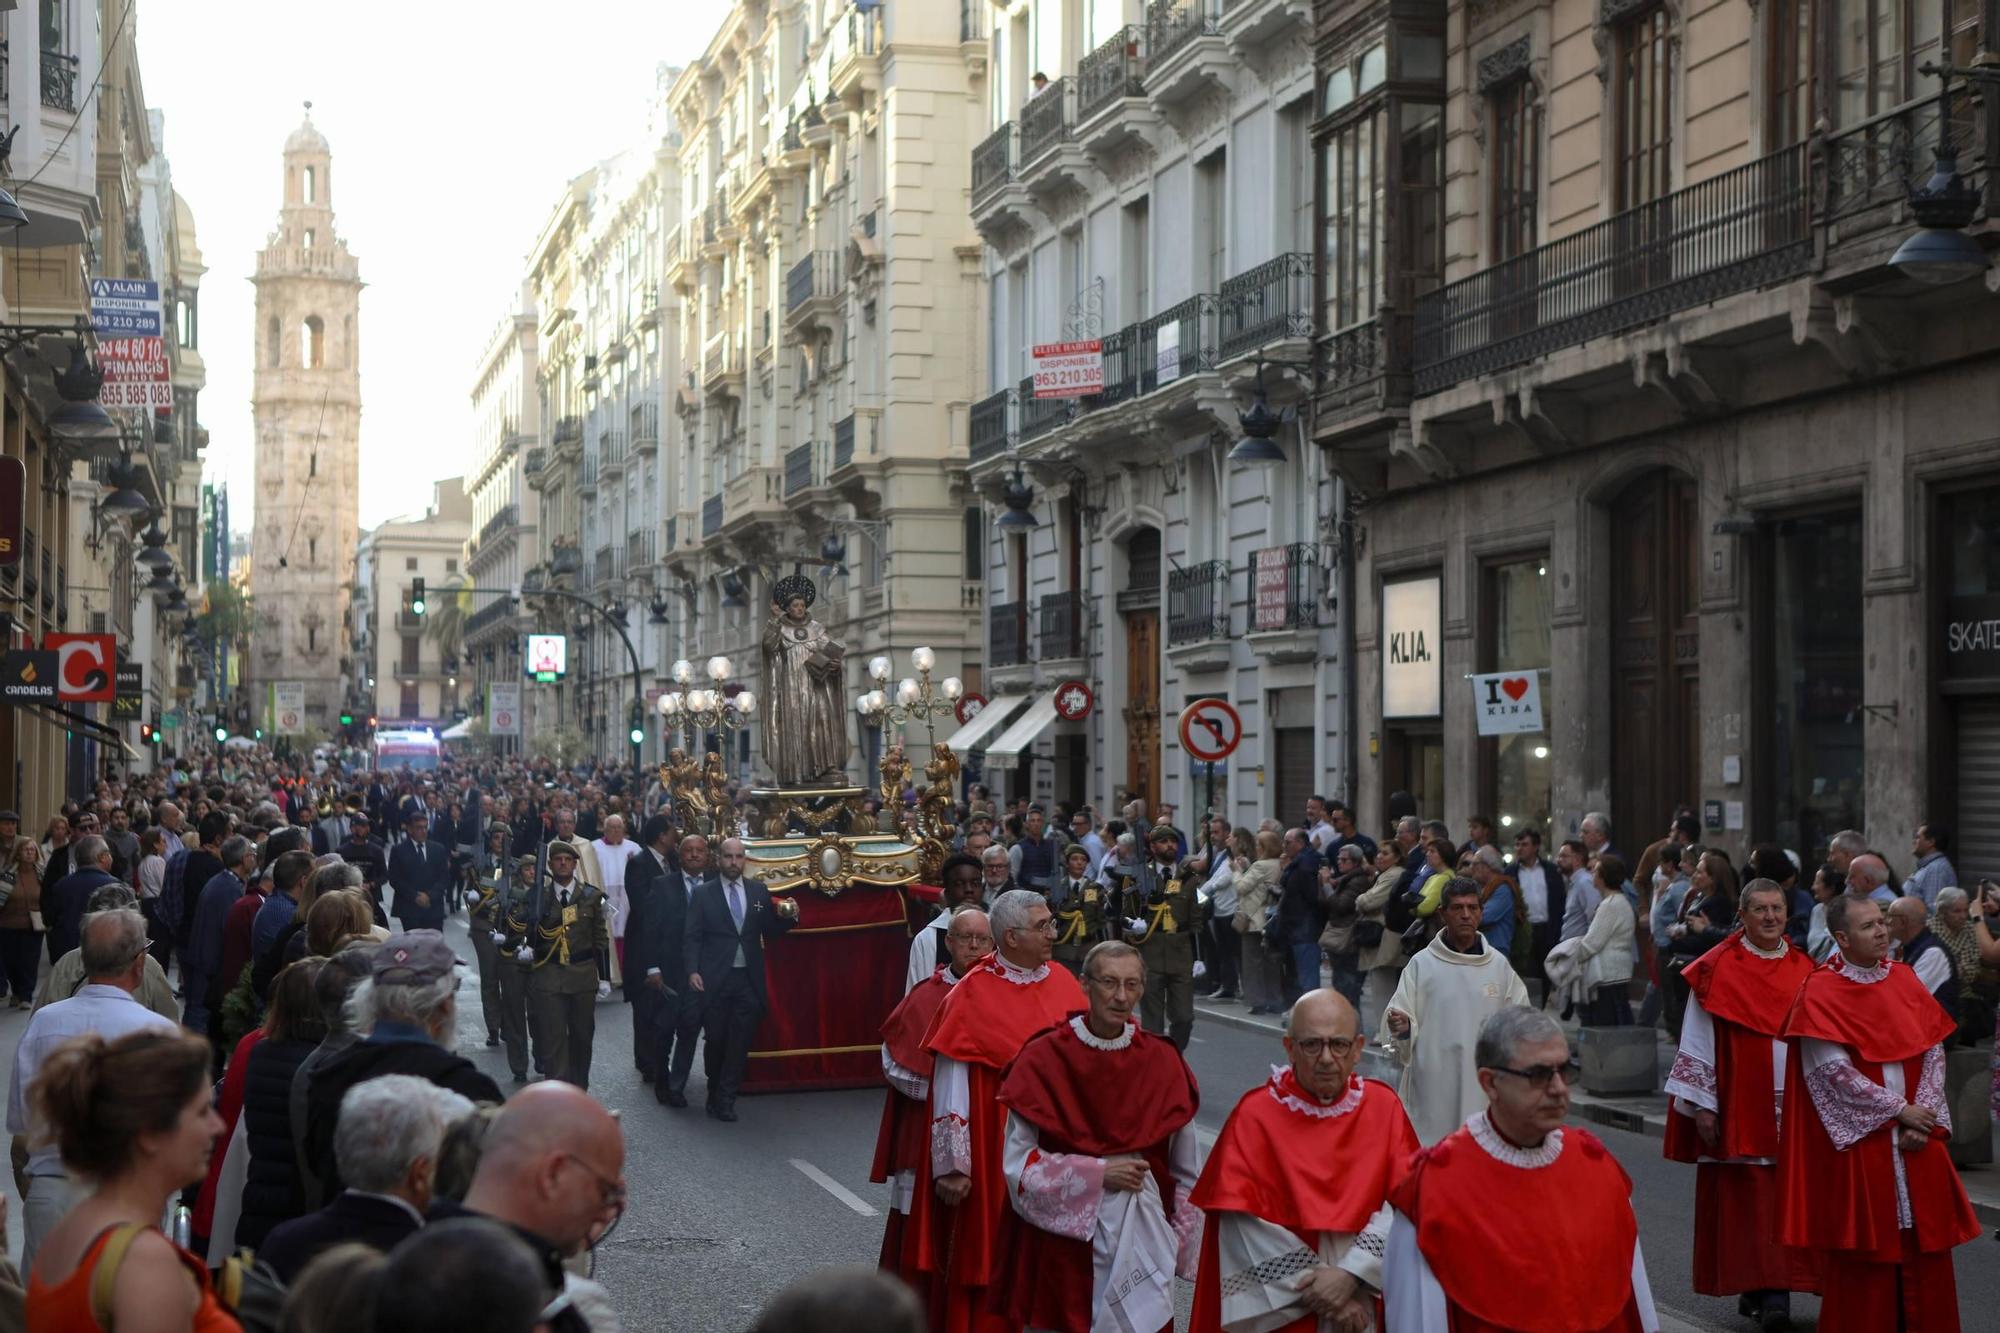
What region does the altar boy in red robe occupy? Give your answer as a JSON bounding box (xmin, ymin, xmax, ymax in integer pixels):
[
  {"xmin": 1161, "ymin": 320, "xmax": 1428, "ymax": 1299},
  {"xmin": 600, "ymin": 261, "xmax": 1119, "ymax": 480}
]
[
  {"xmin": 990, "ymin": 940, "xmax": 1201, "ymax": 1333},
  {"xmin": 921, "ymin": 888, "xmax": 1087, "ymax": 1333},
  {"xmin": 872, "ymin": 907, "xmax": 991, "ymax": 1316},
  {"xmin": 1779, "ymin": 894, "xmax": 1978, "ymax": 1333},
  {"xmin": 1384, "ymin": 1006, "xmax": 1657, "ymax": 1333},
  {"xmin": 1662, "ymin": 880, "xmax": 1819, "ymax": 1330},
  {"xmin": 1191, "ymin": 988, "xmax": 1419, "ymax": 1333}
]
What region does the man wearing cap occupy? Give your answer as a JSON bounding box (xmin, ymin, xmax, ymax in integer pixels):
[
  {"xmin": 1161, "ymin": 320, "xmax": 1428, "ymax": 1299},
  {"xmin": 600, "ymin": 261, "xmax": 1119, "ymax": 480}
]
[
  {"xmin": 466, "ymin": 836, "xmax": 515, "ymax": 1052},
  {"xmin": 505, "ymin": 842, "xmax": 611, "ymax": 1089},
  {"xmin": 337, "ymin": 812, "xmax": 389, "ymax": 925},
  {"xmin": 1117, "ymin": 823, "xmax": 1204, "ymax": 1049},
  {"xmin": 389, "ymin": 808, "xmax": 453, "ymax": 931},
  {"xmin": 303, "ymin": 930, "xmax": 503, "ymax": 1197},
  {"xmin": 487, "ymin": 854, "xmax": 542, "ymax": 1083}
]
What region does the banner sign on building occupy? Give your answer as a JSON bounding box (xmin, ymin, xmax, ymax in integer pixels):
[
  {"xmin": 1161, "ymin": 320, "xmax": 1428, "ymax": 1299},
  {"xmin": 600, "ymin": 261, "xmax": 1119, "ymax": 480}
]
[
  {"xmin": 0, "ymin": 650, "xmax": 56, "ymax": 704},
  {"xmin": 1470, "ymin": 670, "xmax": 1544, "ymax": 735},
  {"xmin": 1030, "ymin": 340, "xmax": 1103, "ymax": 399},
  {"xmin": 89, "ymin": 277, "xmax": 163, "ymax": 337},
  {"xmin": 1156, "ymin": 320, "xmax": 1181, "ymax": 386},
  {"xmin": 98, "ymin": 336, "xmax": 174, "ymax": 409},
  {"xmin": 273, "ymin": 681, "xmax": 306, "ymax": 735},
  {"xmin": 488, "ymin": 683, "xmax": 522, "ymax": 737},
  {"xmin": 527, "ymin": 634, "xmax": 567, "ymax": 682},
  {"xmin": 1943, "ymin": 592, "xmax": 2000, "ymax": 681},
  {"xmin": 1253, "ymin": 547, "xmax": 1290, "ymax": 631},
  {"xmin": 44, "ymin": 633, "xmax": 117, "ymax": 703},
  {"xmin": 1380, "ymin": 576, "xmax": 1441, "ymax": 719},
  {"xmin": 111, "ymin": 662, "xmax": 144, "ymax": 721}
]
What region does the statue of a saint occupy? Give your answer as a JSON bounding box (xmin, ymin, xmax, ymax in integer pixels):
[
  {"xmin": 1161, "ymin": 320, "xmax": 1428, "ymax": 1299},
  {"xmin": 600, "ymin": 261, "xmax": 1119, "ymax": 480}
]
[{"xmin": 760, "ymin": 574, "xmax": 849, "ymax": 787}]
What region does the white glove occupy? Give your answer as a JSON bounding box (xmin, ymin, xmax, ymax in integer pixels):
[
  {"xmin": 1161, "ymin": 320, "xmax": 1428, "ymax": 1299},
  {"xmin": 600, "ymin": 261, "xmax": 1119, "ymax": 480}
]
[
  {"xmin": 1126, "ymin": 917, "xmax": 1148, "ymax": 934},
  {"xmin": 516, "ymin": 947, "xmax": 535, "ymax": 963},
  {"xmin": 597, "ymin": 980, "xmax": 612, "ymax": 1000},
  {"xmin": 1192, "ymin": 960, "xmax": 1207, "ymax": 979},
  {"xmin": 490, "ymin": 931, "xmax": 507, "ymax": 945}
]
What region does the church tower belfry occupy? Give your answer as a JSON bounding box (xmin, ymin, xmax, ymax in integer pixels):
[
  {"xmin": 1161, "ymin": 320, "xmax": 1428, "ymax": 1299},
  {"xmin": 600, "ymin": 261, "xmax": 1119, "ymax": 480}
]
[{"xmin": 248, "ymin": 104, "xmax": 364, "ymax": 729}]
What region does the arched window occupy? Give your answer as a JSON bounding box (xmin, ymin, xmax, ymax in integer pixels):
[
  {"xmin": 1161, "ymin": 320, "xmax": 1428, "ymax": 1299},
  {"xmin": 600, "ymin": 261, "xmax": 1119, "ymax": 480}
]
[
  {"xmin": 344, "ymin": 315, "xmax": 354, "ymax": 368},
  {"xmin": 266, "ymin": 315, "xmax": 280, "ymax": 368},
  {"xmin": 302, "ymin": 229, "xmax": 315, "ymax": 250},
  {"xmin": 304, "ymin": 166, "xmax": 317, "ymax": 203},
  {"xmin": 301, "ymin": 316, "xmax": 325, "ymax": 369}
]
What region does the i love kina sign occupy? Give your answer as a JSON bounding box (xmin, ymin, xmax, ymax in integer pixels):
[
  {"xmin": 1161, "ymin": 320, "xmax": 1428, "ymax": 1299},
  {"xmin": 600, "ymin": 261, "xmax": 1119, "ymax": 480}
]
[{"xmin": 1470, "ymin": 670, "xmax": 1544, "ymax": 736}]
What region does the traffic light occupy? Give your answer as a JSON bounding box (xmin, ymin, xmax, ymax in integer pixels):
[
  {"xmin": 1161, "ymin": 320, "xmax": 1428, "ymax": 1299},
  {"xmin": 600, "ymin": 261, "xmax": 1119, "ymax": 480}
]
[
  {"xmin": 411, "ymin": 577, "xmax": 427, "ymax": 616},
  {"xmin": 629, "ymin": 725, "xmax": 645, "ymax": 745},
  {"xmin": 139, "ymin": 722, "xmax": 154, "ymax": 745},
  {"xmin": 213, "ymin": 725, "xmax": 228, "ymax": 742},
  {"xmin": 339, "ymin": 712, "xmax": 354, "ymax": 727}
]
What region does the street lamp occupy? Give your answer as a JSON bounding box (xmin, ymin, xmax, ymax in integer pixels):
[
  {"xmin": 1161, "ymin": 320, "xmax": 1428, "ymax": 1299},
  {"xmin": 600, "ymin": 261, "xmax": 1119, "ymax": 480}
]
[
  {"xmin": 856, "ymin": 645, "xmax": 962, "ymax": 750},
  {"xmin": 995, "ymin": 468, "xmax": 1039, "ymax": 530},
  {"xmin": 1228, "ymin": 360, "xmax": 1290, "ymax": 464},
  {"xmin": 1892, "ymin": 46, "xmax": 1998, "ymax": 284},
  {"xmin": 657, "ymin": 654, "xmax": 754, "ymax": 752}
]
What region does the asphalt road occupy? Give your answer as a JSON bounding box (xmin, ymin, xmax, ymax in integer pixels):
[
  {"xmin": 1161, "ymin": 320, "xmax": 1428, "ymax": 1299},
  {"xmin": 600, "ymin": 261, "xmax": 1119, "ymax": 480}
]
[{"xmin": 4, "ymin": 921, "xmax": 1995, "ymax": 1331}]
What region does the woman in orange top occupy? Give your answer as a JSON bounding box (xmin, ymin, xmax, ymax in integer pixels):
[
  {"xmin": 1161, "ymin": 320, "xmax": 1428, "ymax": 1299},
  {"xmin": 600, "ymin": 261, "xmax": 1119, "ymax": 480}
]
[{"xmin": 25, "ymin": 1027, "xmax": 239, "ymax": 1332}]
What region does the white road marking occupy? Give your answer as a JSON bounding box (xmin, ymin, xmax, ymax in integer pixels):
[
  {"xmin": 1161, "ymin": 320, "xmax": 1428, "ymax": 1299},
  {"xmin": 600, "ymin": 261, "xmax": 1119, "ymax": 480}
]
[{"xmin": 790, "ymin": 1158, "xmax": 878, "ymax": 1217}]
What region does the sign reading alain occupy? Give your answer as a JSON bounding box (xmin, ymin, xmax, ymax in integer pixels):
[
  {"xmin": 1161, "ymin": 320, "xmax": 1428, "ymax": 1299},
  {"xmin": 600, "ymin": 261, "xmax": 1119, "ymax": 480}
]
[{"xmin": 1381, "ymin": 575, "xmax": 1442, "ymax": 719}]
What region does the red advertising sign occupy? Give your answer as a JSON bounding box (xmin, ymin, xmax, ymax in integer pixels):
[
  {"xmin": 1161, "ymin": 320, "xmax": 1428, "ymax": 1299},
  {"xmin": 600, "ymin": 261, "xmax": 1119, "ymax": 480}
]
[
  {"xmin": 1052, "ymin": 679, "xmax": 1093, "ymax": 721},
  {"xmin": 1252, "ymin": 547, "xmax": 1290, "ymax": 631},
  {"xmin": 98, "ymin": 336, "xmax": 174, "ymax": 409},
  {"xmin": 45, "ymin": 633, "xmax": 118, "ymax": 702},
  {"xmin": 1030, "ymin": 340, "xmax": 1103, "ymax": 399},
  {"xmin": 954, "ymin": 693, "xmax": 988, "ymax": 725}
]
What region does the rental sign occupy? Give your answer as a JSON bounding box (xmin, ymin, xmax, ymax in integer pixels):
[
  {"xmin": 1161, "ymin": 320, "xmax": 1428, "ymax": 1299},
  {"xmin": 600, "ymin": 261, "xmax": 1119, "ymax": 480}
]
[{"xmin": 1031, "ymin": 340, "xmax": 1103, "ymax": 399}]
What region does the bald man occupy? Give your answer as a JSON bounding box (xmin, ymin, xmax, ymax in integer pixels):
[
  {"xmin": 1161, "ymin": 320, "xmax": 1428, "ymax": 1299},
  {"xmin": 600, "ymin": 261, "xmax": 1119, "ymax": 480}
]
[
  {"xmin": 1887, "ymin": 896, "xmax": 1958, "ymax": 1021},
  {"xmin": 449, "ymin": 1082, "xmax": 626, "ymax": 1333},
  {"xmin": 1845, "ymin": 853, "xmax": 1893, "ymax": 907},
  {"xmin": 1191, "ymin": 989, "xmax": 1419, "ymax": 1331}
]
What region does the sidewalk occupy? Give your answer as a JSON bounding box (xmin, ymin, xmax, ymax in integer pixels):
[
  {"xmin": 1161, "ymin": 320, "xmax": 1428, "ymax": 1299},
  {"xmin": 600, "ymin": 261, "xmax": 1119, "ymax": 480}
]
[{"xmin": 1191, "ymin": 995, "xmax": 2000, "ymax": 1228}]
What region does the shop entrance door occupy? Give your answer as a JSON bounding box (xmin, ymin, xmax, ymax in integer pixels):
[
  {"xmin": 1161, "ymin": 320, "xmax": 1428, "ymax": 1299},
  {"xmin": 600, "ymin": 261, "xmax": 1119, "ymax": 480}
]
[
  {"xmin": 1956, "ymin": 697, "xmax": 2000, "ymax": 886},
  {"xmin": 1611, "ymin": 470, "xmax": 1700, "ymax": 837},
  {"xmin": 1123, "ymin": 610, "xmax": 1160, "ymax": 814}
]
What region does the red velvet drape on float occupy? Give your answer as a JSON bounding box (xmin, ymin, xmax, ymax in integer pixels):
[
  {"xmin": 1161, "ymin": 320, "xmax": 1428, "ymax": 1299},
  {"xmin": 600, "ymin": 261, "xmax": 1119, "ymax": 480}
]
[{"xmin": 741, "ymin": 883, "xmax": 921, "ymax": 1092}]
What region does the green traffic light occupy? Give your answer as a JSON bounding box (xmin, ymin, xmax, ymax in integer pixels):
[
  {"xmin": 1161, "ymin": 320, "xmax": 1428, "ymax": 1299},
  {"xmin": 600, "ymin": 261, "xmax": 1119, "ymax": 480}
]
[
  {"xmin": 214, "ymin": 727, "xmax": 227, "ymax": 742},
  {"xmin": 340, "ymin": 713, "xmax": 354, "ymax": 726},
  {"xmin": 629, "ymin": 727, "xmax": 645, "ymax": 745},
  {"xmin": 412, "ymin": 597, "xmax": 427, "ymax": 615}
]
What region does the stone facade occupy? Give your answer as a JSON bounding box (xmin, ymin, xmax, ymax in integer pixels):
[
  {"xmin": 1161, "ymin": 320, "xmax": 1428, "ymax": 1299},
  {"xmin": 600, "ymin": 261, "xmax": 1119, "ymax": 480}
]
[
  {"xmin": 356, "ymin": 480, "xmax": 473, "ymax": 726},
  {"xmin": 464, "ymin": 284, "xmax": 543, "ymax": 750}
]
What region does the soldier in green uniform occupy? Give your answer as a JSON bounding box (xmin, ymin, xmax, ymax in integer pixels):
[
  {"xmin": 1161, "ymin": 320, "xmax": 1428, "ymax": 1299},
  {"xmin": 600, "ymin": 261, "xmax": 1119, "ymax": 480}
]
[
  {"xmin": 484, "ymin": 853, "xmax": 539, "ymax": 1083},
  {"xmin": 466, "ymin": 823, "xmax": 513, "ymax": 1051},
  {"xmin": 505, "ymin": 841, "xmax": 611, "ymax": 1089},
  {"xmin": 1048, "ymin": 843, "xmax": 1106, "ymax": 977},
  {"xmin": 1116, "ymin": 823, "xmax": 1201, "ymax": 1049}
]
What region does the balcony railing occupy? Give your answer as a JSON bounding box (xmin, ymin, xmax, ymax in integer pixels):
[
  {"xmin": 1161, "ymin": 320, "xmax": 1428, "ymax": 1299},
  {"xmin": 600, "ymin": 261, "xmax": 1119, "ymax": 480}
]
[
  {"xmin": 1138, "ymin": 294, "xmax": 1219, "ymax": 392},
  {"xmin": 701, "ymin": 493, "xmax": 724, "ymax": 538},
  {"xmin": 1145, "ymin": 0, "xmax": 1219, "ymax": 66},
  {"xmin": 1219, "ymin": 253, "xmax": 1313, "ymax": 360},
  {"xmin": 40, "ymin": 50, "xmax": 76, "ymax": 112},
  {"xmin": 553, "ymin": 415, "xmax": 582, "ymax": 445},
  {"xmin": 1249, "ymin": 544, "xmax": 1317, "ymax": 632},
  {"xmin": 969, "ymin": 388, "xmax": 1014, "ymax": 462},
  {"xmin": 972, "ymin": 123, "xmax": 1015, "ymax": 206},
  {"xmin": 1821, "ymin": 95, "xmax": 1986, "ymax": 222},
  {"xmin": 833, "ymin": 413, "xmax": 857, "ymax": 470},
  {"xmin": 1168, "ymin": 561, "xmax": 1231, "ymax": 646},
  {"xmin": 786, "ymin": 250, "xmax": 840, "ymax": 313},
  {"xmin": 1018, "ymin": 375, "xmax": 1071, "ymax": 442},
  {"xmin": 1078, "ymin": 27, "xmax": 1145, "ymax": 121},
  {"xmin": 630, "ymin": 403, "xmax": 659, "ymax": 451},
  {"xmin": 627, "ymin": 528, "xmax": 656, "ymax": 569},
  {"xmin": 1414, "ymin": 142, "xmax": 1812, "ymax": 394},
  {"xmin": 524, "ymin": 447, "xmax": 545, "ymax": 476},
  {"xmin": 1038, "ymin": 591, "xmax": 1084, "ymax": 658},
  {"xmin": 1020, "ymin": 77, "xmax": 1074, "ymax": 165},
  {"xmin": 465, "ymin": 597, "xmax": 516, "ymax": 640},
  {"xmin": 600, "ymin": 429, "xmax": 627, "ymax": 466},
  {"xmin": 990, "ymin": 599, "xmax": 1028, "ymax": 668},
  {"xmin": 1324, "ymin": 319, "xmax": 1383, "ymax": 392},
  {"xmin": 478, "ymin": 503, "xmax": 519, "ymax": 547},
  {"xmin": 579, "ymin": 455, "xmax": 599, "ymax": 488},
  {"xmin": 784, "ymin": 442, "xmax": 816, "ymax": 496}
]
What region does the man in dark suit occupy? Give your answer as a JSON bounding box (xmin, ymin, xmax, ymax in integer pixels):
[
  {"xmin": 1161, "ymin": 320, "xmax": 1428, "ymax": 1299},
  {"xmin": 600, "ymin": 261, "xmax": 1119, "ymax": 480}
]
[
  {"xmin": 622, "ymin": 813, "xmax": 678, "ymax": 1084},
  {"xmin": 1275, "ymin": 827, "xmax": 1325, "ymax": 1005},
  {"xmin": 683, "ymin": 835, "xmax": 796, "ymax": 1121},
  {"xmin": 45, "ymin": 834, "xmax": 119, "ymax": 963},
  {"xmin": 653, "ymin": 832, "xmax": 712, "ymax": 1107},
  {"xmin": 388, "ymin": 810, "xmax": 452, "ymax": 930}
]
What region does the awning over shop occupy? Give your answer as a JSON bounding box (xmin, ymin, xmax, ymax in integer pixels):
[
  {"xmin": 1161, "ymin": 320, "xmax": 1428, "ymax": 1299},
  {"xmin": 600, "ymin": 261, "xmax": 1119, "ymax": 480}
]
[
  {"xmin": 943, "ymin": 693, "xmax": 1029, "ymax": 756},
  {"xmin": 440, "ymin": 719, "xmax": 474, "ymax": 740},
  {"xmin": 982, "ymin": 692, "xmax": 1063, "ymax": 763},
  {"xmin": 26, "ymin": 702, "xmax": 138, "ymax": 757}
]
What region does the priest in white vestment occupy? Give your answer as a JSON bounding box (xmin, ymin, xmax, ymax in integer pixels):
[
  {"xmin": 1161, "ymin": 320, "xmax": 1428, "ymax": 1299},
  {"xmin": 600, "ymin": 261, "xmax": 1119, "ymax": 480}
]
[{"xmin": 1383, "ymin": 880, "xmax": 1530, "ymax": 1145}]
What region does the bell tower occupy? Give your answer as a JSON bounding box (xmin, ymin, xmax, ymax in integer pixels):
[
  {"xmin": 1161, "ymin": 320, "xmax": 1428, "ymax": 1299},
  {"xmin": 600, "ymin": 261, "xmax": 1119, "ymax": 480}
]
[{"xmin": 248, "ymin": 104, "xmax": 365, "ymax": 729}]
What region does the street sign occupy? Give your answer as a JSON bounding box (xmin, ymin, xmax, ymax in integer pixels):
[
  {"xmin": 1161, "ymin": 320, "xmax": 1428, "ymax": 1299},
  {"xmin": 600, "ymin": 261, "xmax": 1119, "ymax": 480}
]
[
  {"xmin": 489, "ymin": 683, "xmax": 522, "ymax": 736},
  {"xmin": 0, "ymin": 650, "xmax": 56, "ymax": 704},
  {"xmin": 527, "ymin": 634, "xmax": 567, "ymax": 682},
  {"xmin": 44, "ymin": 633, "xmax": 116, "ymax": 703},
  {"xmin": 1031, "ymin": 340, "xmax": 1103, "ymax": 399},
  {"xmin": 111, "ymin": 662, "xmax": 144, "ymax": 721},
  {"xmin": 273, "ymin": 681, "xmax": 306, "ymax": 735},
  {"xmin": 1470, "ymin": 670, "xmax": 1545, "ymax": 736},
  {"xmin": 1052, "ymin": 679, "xmax": 1093, "ymax": 721},
  {"xmin": 162, "ymin": 710, "xmax": 180, "ymax": 731},
  {"xmin": 98, "ymin": 336, "xmax": 174, "ymax": 409},
  {"xmin": 0, "ymin": 457, "xmax": 22, "ymax": 567},
  {"xmin": 89, "ymin": 277, "xmax": 163, "ymax": 337},
  {"xmin": 954, "ymin": 693, "xmax": 988, "ymax": 726},
  {"xmin": 1177, "ymin": 697, "xmax": 1242, "ymax": 763}
]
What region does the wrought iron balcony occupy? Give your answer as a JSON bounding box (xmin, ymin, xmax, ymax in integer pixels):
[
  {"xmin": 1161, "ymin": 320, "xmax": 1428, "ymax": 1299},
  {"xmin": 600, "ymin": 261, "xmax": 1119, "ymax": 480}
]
[
  {"xmin": 701, "ymin": 493, "xmax": 724, "ymax": 538},
  {"xmin": 464, "ymin": 597, "xmax": 517, "ymax": 640},
  {"xmin": 579, "ymin": 455, "xmax": 599, "ymax": 490},
  {"xmin": 552, "ymin": 415, "xmax": 582, "ymax": 445},
  {"xmin": 600, "ymin": 429, "xmax": 627, "ymax": 467},
  {"xmin": 524, "ymin": 447, "xmax": 545, "ymax": 477},
  {"xmin": 1168, "ymin": 561, "xmax": 1231, "ymax": 646},
  {"xmin": 1219, "ymin": 253, "xmax": 1313, "ymax": 360},
  {"xmin": 1039, "ymin": 591, "xmax": 1084, "ymax": 658},
  {"xmin": 1017, "ymin": 375, "xmax": 1071, "ymax": 443},
  {"xmin": 1249, "ymin": 544, "xmax": 1317, "ymax": 632},
  {"xmin": 1138, "ymin": 294, "xmax": 1218, "ymax": 392},
  {"xmin": 1078, "ymin": 27, "xmax": 1146, "ymax": 121},
  {"xmin": 630, "ymin": 403, "xmax": 659, "ymax": 452},
  {"xmin": 626, "ymin": 528, "xmax": 656, "ymax": 569},
  {"xmin": 783, "ymin": 442, "xmax": 816, "ymax": 496},
  {"xmin": 1413, "ymin": 143, "xmax": 1811, "ymax": 395},
  {"xmin": 1020, "ymin": 77, "xmax": 1074, "ymax": 165},
  {"xmin": 972, "ymin": 123, "xmax": 1016, "ymax": 207},
  {"xmin": 40, "ymin": 50, "xmax": 76, "ymax": 112},
  {"xmin": 1146, "ymin": 0, "xmax": 1219, "ymax": 66},
  {"xmin": 989, "ymin": 599, "xmax": 1028, "ymax": 668},
  {"xmin": 478, "ymin": 503, "xmax": 519, "ymax": 547},
  {"xmin": 833, "ymin": 413, "xmax": 857, "ymax": 470},
  {"xmin": 969, "ymin": 388, "xmax": 1015, "ymax": 462},
  {"xmin": 786, "ymin": 250, "xmax": 841, "ymax": 315}
]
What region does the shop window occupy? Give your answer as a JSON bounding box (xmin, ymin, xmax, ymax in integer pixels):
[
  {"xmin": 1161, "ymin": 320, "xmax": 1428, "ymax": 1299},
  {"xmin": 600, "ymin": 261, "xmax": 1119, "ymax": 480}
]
[
  {"xmin": 1479, "ymin": 556, "xmax": 1552, "ymax": 837},
  {"xmin": 1759, "ymin": 510, "xmax": 1863, "ymax": 861}
]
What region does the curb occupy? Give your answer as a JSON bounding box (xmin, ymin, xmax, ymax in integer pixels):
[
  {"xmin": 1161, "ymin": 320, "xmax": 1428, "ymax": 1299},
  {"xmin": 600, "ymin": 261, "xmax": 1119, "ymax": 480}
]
[{"xmin": 1192, "ymin": 1000, "xmax": 1285, "ymax": 1040}]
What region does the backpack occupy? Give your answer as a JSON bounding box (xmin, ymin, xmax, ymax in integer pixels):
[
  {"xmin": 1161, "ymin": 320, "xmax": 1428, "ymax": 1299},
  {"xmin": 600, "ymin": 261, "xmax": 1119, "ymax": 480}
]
[{"xmin": 86, "ymin": 1224, "xmax": 284, "ymax": 1333}]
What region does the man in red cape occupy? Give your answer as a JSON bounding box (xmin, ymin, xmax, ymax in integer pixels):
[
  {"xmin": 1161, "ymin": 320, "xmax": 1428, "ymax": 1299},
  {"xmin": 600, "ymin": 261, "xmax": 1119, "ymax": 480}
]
[
  {"xmin": 991, "ymin": 940, "xmax": 1201, "ymax": 1333},
  {"xmin": 1384, "ymin": 1006, "xmax": 1657, "ymax": 1333},
  {"xmin": 872, "ymin": 906, "xmax": 991, "ymax": 1319},
  {"xmin": 1778, "ymin": 893, "xmax": 1978, "ymax": 1333},
  {"xmin": 1662, "ymin": 880, "xmax": 1819, "ymax": 1330},
  {"xmin": 1192, "ymin": 988, "xmax": 1419, "ymax": 1333},
  {"xmin": 921, "ymin": 887, "xmax": 1086, "ymax": 1332}
]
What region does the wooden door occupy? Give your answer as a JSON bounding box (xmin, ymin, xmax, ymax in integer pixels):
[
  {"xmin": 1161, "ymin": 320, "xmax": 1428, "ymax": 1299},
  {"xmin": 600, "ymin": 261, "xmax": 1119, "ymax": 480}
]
[
  {"xmin": 1611, "ymin": 471, "xmax": 1699, "ymax": 837},
  {"xmin": 1124, "ymin": 609, "xmax": 1160, "ymax": 814}
]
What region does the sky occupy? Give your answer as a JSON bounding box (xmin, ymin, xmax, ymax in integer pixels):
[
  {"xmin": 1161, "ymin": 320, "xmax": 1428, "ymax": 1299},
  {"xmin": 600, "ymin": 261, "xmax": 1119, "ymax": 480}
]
[{"xmin": 135, "ymin": 0, "xmax": 734, "ymax": 530}]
